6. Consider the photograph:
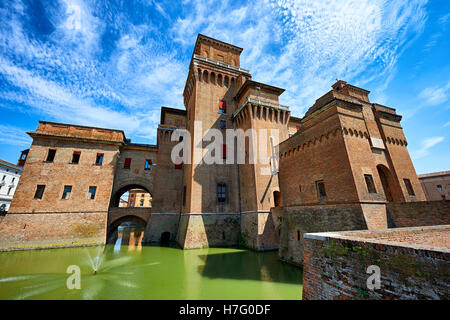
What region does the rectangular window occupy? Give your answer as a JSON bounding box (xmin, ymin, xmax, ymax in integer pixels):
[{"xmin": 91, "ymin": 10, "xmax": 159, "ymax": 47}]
[
  {"xmin": 316, "ymin": 180, "xmax": 327, "ymax": 201},
  {"xmin": 404, "ymin": 179, "xmax": 415, "ymax": 196},
  {"xmin": 217, "ymin": 183, "xmax": 226, "ymax": 202},
  {"xmin": 2, "ymin": 175, "xmax": 5, "ymax": 181},
  {"xmin": 222, "ymin": 144, "xmax": 227, "ymax": 159},
  {"xmin": 124, "ymin": 158, "xmax": 131, "ymax": 169},
  {"xmin": 219, "ymin": 100, "xmax": 227, "ymax": 114},
  {"xmin": 96, "ymin": 153, "xmax": 104, "ymax": 165},
  {"xmin": 34, "ymin": 185, "xmax": 45, "ymax": 199},
  {"xmin": 437, "ymin": 185, "xmax": 443, "ymax": 192},
  {"xmin": 7, "ymin": 187, "xmax": 12, "ymax": 195},
  {"xmin": 88, "ymin": 186, "xmax": 97, "ymax": 200},
  {"xmin": 364, "ymin": 174, "xmax": 377, "ymax": 193},
  {"xmin": 12, "ymin": 177, "xmax": 15, "ymax": 183},
  {"xmin": 46, "ymin": 149, "xmax": 56, "ymax": 162},
  {"xmin": 62, "ymin": 185, "xmax": 72, "ymax": 200},
  {"xmin": 71, "ymin": 151, "xmax": 81, "ymax": 164},
  {"xmin": 140, "ymin": 199, "xmax": 144, "ymax": 207},
  {"xmin": 145, "ymin": 159, "xmax": 152, "ymax": 170},
  {"xmin": 220, "ymin": 120, "xmax": 226, "ymax": 129}
]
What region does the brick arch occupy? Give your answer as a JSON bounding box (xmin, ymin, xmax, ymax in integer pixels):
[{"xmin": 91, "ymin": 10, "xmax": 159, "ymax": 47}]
[
  {"xmin": 110, "ymin": 177, "xmax": 153, "ymax": 208},
  {"xmin": 106, "ymin": 214, "xmax": 148, "ymax": 243}
]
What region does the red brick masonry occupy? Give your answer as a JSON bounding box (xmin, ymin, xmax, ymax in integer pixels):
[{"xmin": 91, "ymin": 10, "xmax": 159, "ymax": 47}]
[{"xmin": 302, "ymin": 225, "xmax": 450, "ymax": 300}]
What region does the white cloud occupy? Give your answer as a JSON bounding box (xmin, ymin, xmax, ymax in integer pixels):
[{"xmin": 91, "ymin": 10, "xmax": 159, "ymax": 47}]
[
  {"xmin": 418, "ymin": 82, "xmax": 450, "ymax": 106},
  {"xmin": 0, "ymin": 0, "xmax": 430, "ymax": 149},
  {"xmin": 0, "ymin": 125, "xmax": 32, "ymax": 147},
  {"xmin": 412, "ymin": 136, "xmax": 445, "ymax": 159}
]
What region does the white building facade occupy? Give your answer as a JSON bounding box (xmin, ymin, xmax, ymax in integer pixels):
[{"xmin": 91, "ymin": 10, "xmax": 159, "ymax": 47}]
[{"xmin": 0, "ymin": 159, "xmax": 22, "ymax": 213}]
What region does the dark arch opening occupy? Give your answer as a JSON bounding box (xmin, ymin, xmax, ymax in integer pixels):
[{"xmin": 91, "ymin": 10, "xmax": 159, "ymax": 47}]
[
  {"xmin": 111, "ymin": 184, "xmax": 152, "ymax": 208},
  {"xmin": 161, "ymin": 231, "xmax": 171, "ymax": 243},
  {"xmin": 107, "ymin": 215, "xmax": 147, "ymax": 245},
  {"xmin": 273, "ymin": 191, "xmax": 281, "ymax": 207},
  {"xmin": 376, "ymin": 164, "xmax": 402, "ymax": 202}
]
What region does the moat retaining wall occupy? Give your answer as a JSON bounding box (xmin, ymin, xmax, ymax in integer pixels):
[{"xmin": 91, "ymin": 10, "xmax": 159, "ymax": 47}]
[
  {"xmin": 0, "ymin": 211, "xmax": 107, "ymax": 251},
  {"xmin": 387, "ymin": 200, "xmax": 450, "ymax": 228},
  {"xmin": 278, "ymin": 204, "xmax": 368, "ymax": 266},
  {"xmin": 177, "ymin": 213, "xmax": 240, "ymax": 249},
  {"xmin": 302, "ymin": 225, "xmax": 450, "ymax": 300}
]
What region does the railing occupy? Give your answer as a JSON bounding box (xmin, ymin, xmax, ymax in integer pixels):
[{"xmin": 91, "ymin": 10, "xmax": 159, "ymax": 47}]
[{"xmin": 193, "ymin": 54, "xmax": 251, "ymax": 74}]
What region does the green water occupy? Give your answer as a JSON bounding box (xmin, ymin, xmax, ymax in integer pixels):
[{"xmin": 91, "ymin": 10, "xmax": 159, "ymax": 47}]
[{"xmin": 0, "ymin": 243, "xmax": 302, "ymax": 300}]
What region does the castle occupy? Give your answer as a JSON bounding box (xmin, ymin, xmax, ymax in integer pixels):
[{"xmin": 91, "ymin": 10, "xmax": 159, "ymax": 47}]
[{"xmin": 0, "ymin": 34, "xmax": 427, "ymax": 252}]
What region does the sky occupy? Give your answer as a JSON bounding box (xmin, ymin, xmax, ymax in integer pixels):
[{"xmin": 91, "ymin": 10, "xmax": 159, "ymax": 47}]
[{"xmin": 0, "ymin": 0, "xmax": 449, "ymax": 174}]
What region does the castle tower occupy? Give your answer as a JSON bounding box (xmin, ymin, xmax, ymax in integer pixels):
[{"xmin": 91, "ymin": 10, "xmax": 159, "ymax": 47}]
[
  {"xmin": 233, "ymin": 80, "xmax": 291, "ymax": 250},
  {"xmin": 176, "ymin": 34, "xmax": 252, "ymax": 248}
]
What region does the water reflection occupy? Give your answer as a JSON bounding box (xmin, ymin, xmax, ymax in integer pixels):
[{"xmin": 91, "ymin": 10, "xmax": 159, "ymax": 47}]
[
  {"xmin": 113, "ymin": 223, "xmax": 145, "ymax": 253},
  {"xmin": 0, "ymin": 243, "xmax": 302, "ymax": 300}
]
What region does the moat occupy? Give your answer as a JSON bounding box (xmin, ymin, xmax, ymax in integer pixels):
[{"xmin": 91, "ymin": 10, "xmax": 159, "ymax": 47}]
[{"xmin": 0, "ymin": 226, "xmax": 302, "ymax": 300}]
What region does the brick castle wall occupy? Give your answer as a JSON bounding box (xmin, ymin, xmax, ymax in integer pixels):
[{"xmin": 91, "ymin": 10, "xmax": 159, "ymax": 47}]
[
  {"xmin": 0, "ymin": 211, "xmax": 107, "ymax": 251},
  {"xmin": 302, "ymin": 225, "xmax": 450, "ymax": 300},
  {"xmin": 387, "ymin": 200, "xmax": 450, "ymax": 227},
  {"xmin": 278, "ymin": 204, "xmax": 367, "ymax": 266}
]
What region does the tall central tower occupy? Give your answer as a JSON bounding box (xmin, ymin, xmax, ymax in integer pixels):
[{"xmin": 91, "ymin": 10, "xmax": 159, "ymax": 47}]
[{"xmin": 177, "ymin": 34, "xmax": 252, "ymax": 248}]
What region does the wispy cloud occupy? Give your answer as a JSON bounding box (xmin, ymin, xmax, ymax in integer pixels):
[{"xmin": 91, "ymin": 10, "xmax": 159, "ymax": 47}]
[
  {"xmin": 0, "ymin": 0, "xmax": 430, "ymax": 148},
  {"xmin": 418, "ymin": 82, "xmax": 450, "ymax": 106},
  {"xmin": 0, "ymin": 125, "xmax": 32, "ymax": 147},
  {"xmin": 412, "ymin": 136, "xmax": 445, "ymax": 159}
]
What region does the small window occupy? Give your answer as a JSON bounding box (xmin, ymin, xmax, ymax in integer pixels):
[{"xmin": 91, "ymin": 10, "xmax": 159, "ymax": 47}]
[
  {"xmin": 7, "ymin": 187, "xmax": 12, "ymax": 195},
  {"xmin": 140, "ymin": 199, "xmax": 144, "ymax": 207},
  {"xmin": 2, "ymin": 175, "xmax": 5, "ymax": 181},
  {"xmin": 219, "ymin": 100, "xmax": 227, "ymax": 114},
  {"xmin": 364, "ymin": 174, "xmax": 377, "ymax": 193},
  {"xmin": 130, "ymin": 200, "xmax": 134, "ymax": 207},
  {"xmin": 404, "ymin": 179, "xmax": 415, "ymax": 196},
  {"xmin": 96, "ymin": 153, "xmax": 104, "ymax": 165},
  {"xmin": 34, "ymin": 185, "xmax": 45, "ymax": 199},
  {"xmin": 46, "ymin": 149, "xmax": 56, "ymax": 162},
  {"xmin": 217, "ymin": 183, "xmax": 226, "ymax": 202},
  {"xmin": 175, "ymin": 157, "xmax": 183, "ymax": 169},
  {"xmin": 71, "ymin": 151, "xmax": 81, "ymax": 164},
  {"xmin": 145, "ymin": 159, "xmax": 152, "ymax": 170},
  {"xmin": 179, "ymin": 136, "xmax": 184, "ymax": 142},
  {"xmin": 437, "ymin": 185, "xmax": 443, "ymax": 193},
  {"xmin": 88, "ymin": 186, "xmax": 97, "ymax": 200},
  {"xmin": 11, "ymin": 177, "xmax": 15, "ymax": 183},
  {"xmin": 297, "ymin": 230, "xmax": 301, "ymax": 241},
  {"xmin": 124, "ymin": 158, "xmax": 131, "ymax": 169},
  {"xmin": 222, "ymin": 144, "xmax": 227, "ymax": 159},
  {"xmin": 220, "ymin": 120, "xmax": 226, "ymax": 129},
  {"xmin": 316, "ymin": 180, "xmax": 327, "ymax": 201},
  {"xmin": 62, "ymin": 185, "xmax": 72, "ymax": 200}
]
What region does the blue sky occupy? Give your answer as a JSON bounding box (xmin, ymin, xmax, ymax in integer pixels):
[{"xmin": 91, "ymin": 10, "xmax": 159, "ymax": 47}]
[{"xmin": 0, "ymin": 0, "xmax": 448, "ymax": 174}]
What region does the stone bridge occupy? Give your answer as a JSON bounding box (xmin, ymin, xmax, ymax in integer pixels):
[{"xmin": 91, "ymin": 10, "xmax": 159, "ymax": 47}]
[{"xmin": 106, "ymin": 207, "xmax": 180, "ymax": 244}]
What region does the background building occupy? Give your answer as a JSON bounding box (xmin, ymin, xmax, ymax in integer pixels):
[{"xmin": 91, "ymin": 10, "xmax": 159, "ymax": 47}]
[
  {"xmin": 418, "ymin": 171, "xmax": 450, "ymax": 200},
  {"xmin": 0, "ymin": 159, "xmax": 22, "ymax": 213}
]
